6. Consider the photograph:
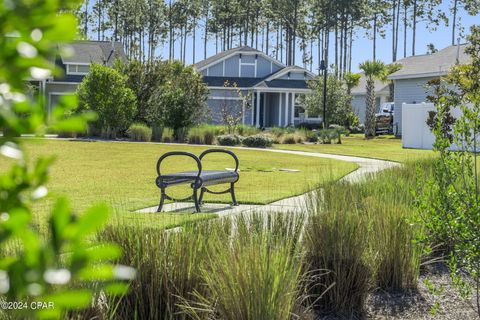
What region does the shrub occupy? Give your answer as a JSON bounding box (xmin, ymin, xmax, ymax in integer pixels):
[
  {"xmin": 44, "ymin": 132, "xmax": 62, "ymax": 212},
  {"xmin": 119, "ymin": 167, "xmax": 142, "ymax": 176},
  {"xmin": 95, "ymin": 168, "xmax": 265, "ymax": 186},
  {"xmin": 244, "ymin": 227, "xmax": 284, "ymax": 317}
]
[
  {"xmin": 304, "ymin": 130, "xmax": 318, "ymax": 143},
  {"xmin": 149, "ymin": 62, "xmax": 209, "ymax": 140},
  {"xmin": 77, "ymin": 63, "xmax": 137, "ymax": 139},
  {"xmin": 269, "ymin": 127, "xmax": 288, "ymax": 138},
  {"xmin": 162, "ymin": 127, "xmax": 174, "ymax": 143},
  {"xmin": 151, "ymin": 124, "xmax": 163, "ymax": 142},
  {"xmin": 188, "ymin": 127, "xmax": 204, "ymax": 144},
  {"xmin": 217, "ymin": 134, "xmax": 242, "ymax": 146},
  {"xmin": 237, "ymin": 124, "xmax": 260, "ymax": 136},
  {"xmin": 242, "ymin": 134, "xmax": 273, "ymax": 148},
  {"xmin": 281, "ymin": 133, "xmax": 297, "ymax": 144},
  {"xmin": 127, "ymin": 123, "xmax": 152, "ymax": 142},
  {"xmin": 317, "ymin": 129, "xmax": 339, "ymax": 144}
]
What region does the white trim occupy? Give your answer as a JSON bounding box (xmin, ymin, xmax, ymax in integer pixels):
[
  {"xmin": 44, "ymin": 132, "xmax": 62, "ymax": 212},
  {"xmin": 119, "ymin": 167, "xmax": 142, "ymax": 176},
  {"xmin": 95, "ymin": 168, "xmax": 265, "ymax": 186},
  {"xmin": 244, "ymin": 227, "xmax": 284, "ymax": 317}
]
[
  {"xmin": 208, "ymin": 86, "xmax": 254, "ymax": 90},
  {"xmin": 270, "ymin": 61, "xmax": 273, "ymax": 74},
  {"xmin": 264, "ymin": 67, "xmax": 317, "ymax": 82},
  {"xmin": 285, "ymin": 93, "xmax": 289, "ymax": 126},
  {"xmin": 388, "ymin": 71, "xmax": 447, "ymax": 80},
  {"xmin": 222, "ymin": 60, "xmax": 225, "ymax": 76},
  {"xmin": 240, "ymin": 62, "xmax": 256, "ymax": 66},
  {"xmin": 208, "ymin": 96, "xmax": 243, "ymax": 101},
  {"xmin": 46, "ymin": 81, "xmax": 79, "ymax": 85},
  {"xmin": 64, "ymin": 62, "xmax": 90, "ymax": 66},
  {"xmin": 278, "ymin": 93, "xmax": 282, "ymax": 126},
  {"xmin": 263, "ymin": 93, "xmax": 267, "ymax": 125},
  {"xmin": 254, "ymin": 58, "xmax": 258, "ymax": 77},
  {"xmin": 255, "ymin": 88, "xmax": 311, "ymax": 93},
  {"xmin": 242, "ymin": 100, "xmax": 245, "ymax": 125},
  {"xmin": 251, "ymin": 94, "xmax": 255, "ymax": 126},
  {"xmin": 290, "ymin": 93, "xmax": 295, "ymax": 125},
  {"xmin": 206, "ymin": 67, "xmax": 209, "ymax": 76},
  {"xmin": 197, "ymin": 50, "xmax": 285, "ymax": 72},
  {"xmin": 238, "ymin": 55, "xmax": 242, "ymax": 77},
  {"xmin": 66, "ymin": 64, "xmax": 90, "ymax": 76},
  {"xmin": 256, "ymin": 92, "xmax": 261, "ymax": 128}
]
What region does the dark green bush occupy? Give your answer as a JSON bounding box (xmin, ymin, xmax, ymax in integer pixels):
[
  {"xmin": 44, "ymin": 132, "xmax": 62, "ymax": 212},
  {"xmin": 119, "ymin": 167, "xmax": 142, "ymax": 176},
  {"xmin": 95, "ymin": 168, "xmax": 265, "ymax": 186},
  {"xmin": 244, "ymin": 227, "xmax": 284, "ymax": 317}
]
[
  {"xmin": 242, "ymin": 134, "xmax": 273, "ymax": 148},
  {"xmin": 127, "ymin": 123, "xmax": 152, "ymax": 142},
  {"xmin": 216, "ymin": 134, "xmax": 242, "ymax": 146},
  {"xmin": 317, "ymin": 129, "xmax": 339, "ymax": 144}
]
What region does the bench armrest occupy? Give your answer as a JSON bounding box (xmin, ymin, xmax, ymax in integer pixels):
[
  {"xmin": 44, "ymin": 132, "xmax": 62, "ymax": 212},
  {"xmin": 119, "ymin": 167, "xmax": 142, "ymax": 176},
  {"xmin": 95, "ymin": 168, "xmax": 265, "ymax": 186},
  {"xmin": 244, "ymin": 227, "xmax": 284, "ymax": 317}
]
[
  {"xmin": 156, "ymin": 151, "xmax": 202, "ymax": 177},
  {"xmin": 199, "ymin": 149, "xmax": 239, "ymax": 172}
]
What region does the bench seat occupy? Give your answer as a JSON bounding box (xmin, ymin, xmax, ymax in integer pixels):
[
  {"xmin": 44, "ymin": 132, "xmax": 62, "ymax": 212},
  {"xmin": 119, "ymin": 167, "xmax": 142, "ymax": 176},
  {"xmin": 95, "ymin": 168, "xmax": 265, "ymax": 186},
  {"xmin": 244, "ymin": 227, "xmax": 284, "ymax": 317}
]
[{"xmin": 159, "ymin": 170, "xmax": 239, "ymax": 187}]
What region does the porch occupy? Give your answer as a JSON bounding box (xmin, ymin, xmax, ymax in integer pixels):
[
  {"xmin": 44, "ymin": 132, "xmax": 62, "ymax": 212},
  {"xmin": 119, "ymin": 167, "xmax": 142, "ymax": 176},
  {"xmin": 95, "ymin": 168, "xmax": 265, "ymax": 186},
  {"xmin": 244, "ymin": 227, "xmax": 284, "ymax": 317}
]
[{"xmin": 250, "ymin": 90, "xmax": 321, "ymax": 128}]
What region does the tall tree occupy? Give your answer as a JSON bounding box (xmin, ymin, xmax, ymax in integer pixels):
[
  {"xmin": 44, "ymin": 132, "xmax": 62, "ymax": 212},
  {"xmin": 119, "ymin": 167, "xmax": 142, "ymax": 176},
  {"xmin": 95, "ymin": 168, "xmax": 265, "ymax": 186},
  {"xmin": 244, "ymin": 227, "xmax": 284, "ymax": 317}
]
[
  {"xmin": 359, "ymin": 60, "xmax": 386, "ymax": 138},
  {"xmin": 450, "ymin": 0, "xmax": 480, "ymax": 45}
]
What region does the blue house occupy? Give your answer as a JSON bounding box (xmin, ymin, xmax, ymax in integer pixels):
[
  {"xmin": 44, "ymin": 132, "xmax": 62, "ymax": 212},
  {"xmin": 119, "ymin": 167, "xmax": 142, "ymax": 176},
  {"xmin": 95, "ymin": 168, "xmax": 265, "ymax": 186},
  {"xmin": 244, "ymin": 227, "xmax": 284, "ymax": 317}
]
[
  {"xmin": 194, "ymin": 46, "xmax": 318, "ymax": 128},
  {"xmin": 28, "ymin": 40, "xmax": 126, "ymax": 115}
]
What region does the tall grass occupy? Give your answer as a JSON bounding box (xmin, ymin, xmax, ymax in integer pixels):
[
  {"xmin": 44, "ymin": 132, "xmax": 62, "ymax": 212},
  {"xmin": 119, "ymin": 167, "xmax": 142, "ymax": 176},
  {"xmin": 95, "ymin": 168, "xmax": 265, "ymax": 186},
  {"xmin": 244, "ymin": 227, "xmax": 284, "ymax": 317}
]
[
  {"xmin": 304, "ymin": 208, "xmax": 372, "ymax": 316},
  {"xmin": 303, "ymin": 160, "xmax": 433, "ymax": 315},
  {"xmin": 99, "ymin": 212, "xmax": 310, "ymax": 320},
  {"xmin": 127, "ymin": 123, "xmax": 152, "ymax": 142}
]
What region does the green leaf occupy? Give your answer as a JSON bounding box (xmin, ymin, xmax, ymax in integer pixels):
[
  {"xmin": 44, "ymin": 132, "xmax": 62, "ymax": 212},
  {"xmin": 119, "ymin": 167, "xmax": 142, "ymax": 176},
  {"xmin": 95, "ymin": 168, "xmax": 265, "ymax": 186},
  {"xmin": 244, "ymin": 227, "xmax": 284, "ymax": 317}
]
[
  {"xmin": 43, "ymin": 289, "xmax": 92, "ymax": 310},
  {"xmin": 85, "ymin": 244, "xmax": 122, "ymax": 262},
  {"xmin": 103, "ymin": 282, "xmax": 130, "ymax": 296},
  {"xmin": 65, "ymin": 203, "xmax": 110, "ymax": 240}
]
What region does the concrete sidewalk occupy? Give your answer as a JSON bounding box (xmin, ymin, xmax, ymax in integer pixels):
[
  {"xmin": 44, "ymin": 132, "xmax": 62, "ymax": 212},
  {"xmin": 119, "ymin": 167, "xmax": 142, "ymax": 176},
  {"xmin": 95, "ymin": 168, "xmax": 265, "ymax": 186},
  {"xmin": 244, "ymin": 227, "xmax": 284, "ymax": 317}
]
[{"xmin": 136, "ymin": 149, "xmax": 400, "ymax": 216}]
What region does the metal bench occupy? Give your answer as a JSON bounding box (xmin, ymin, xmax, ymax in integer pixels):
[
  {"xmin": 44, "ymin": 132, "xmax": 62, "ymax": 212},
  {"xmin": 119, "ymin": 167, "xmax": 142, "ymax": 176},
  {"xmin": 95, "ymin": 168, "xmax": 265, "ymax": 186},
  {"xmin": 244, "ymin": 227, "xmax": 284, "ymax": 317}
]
[{"xmin": 155, "ymin": 149, "xmax": 240, "ymax": 213}]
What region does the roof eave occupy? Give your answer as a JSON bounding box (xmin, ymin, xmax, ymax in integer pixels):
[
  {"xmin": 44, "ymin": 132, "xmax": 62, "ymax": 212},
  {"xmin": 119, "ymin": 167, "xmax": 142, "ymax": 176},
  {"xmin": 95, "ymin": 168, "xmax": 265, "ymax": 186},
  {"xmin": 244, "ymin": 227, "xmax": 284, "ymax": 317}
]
[{"xmin": 388, "ymin": 71, "xmax": 448, "ymax": 80}]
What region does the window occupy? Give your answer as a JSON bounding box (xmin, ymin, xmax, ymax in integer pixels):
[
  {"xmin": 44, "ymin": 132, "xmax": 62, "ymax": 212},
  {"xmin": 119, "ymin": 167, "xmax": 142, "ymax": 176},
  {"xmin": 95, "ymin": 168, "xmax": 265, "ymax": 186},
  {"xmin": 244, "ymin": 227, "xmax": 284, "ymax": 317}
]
[
  {"xmin": 294, "ymin": 94, "xmax": 319, "ymax": 119},
  {"xmin": 66, "ymin": 64, "xmax": 90, "ymax": 75}
]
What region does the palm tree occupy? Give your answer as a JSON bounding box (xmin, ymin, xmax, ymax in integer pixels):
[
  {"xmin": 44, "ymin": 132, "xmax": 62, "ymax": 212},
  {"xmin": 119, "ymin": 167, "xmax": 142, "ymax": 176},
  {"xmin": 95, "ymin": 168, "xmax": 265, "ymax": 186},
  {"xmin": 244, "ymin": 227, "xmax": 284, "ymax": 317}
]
[
  {"xmin": 344, "ymin": 72, "xmax": 361, "ymax": 95},
  {"xmin": 359, "ymin": 60, "xmax": 386, "ymax": 139},
  {"xmin": 381, "ymin": 63, "xmax": 402, "ymax": 102}
]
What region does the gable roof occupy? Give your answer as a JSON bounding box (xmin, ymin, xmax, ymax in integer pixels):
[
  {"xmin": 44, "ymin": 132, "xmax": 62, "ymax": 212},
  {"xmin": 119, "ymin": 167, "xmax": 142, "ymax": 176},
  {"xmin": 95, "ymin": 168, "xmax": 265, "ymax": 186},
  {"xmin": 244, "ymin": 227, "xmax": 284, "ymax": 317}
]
[
  {"xmin": 194, "ymin": 46, "xmax": 285, "ymax": 71},
  {"xmin": 388, "ymin": 44, "xmax": 470, "ymax": 80},
  {"xmin": 351, "ymin": 73, "xmax": 389, "ymax": 95},
  {"xmin": 59, "ymin": 40, "xmax": 127, "ymax": 66},
  {"xmin": 263, "ymin": 66, "xmax": 316, "ymax": 82}
]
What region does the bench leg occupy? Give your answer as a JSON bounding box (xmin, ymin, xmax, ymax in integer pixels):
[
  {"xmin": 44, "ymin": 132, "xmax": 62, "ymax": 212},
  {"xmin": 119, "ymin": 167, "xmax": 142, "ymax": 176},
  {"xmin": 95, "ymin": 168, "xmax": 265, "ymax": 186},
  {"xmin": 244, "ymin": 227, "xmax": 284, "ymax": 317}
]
[
  {"xmin": 157, "ymin": 188, "xmax": 166, "ymax": 212},
  {"xmin": 230, "ymin": 183, "xmax": 238, "ymax": 206},
  {"xmin": 199, "ymin": 187, "xmax": 206, "ymax": 204},
  {"xmin": 193, "ymin": 188, "xmax": 201, "ymax": 213}
]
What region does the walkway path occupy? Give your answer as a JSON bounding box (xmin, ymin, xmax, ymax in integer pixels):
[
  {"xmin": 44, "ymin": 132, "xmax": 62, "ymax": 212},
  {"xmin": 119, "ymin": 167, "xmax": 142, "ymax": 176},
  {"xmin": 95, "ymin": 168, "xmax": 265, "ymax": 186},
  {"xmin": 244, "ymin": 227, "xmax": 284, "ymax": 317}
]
[{"xmin": 137, "ymin": 148, "xmax": 400, "ymax": 216}]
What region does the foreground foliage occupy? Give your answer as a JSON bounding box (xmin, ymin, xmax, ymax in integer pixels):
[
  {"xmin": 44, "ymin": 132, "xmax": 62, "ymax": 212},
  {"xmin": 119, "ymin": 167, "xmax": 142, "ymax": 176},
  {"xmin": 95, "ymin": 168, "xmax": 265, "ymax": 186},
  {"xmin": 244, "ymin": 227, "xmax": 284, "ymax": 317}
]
[
  {"xmin": 0, "ymin": 1, "xmax": 132, "ymax": 318},
  {"xmin": 418, "ymin": 26, "xmax": 480, "ymax": 317}
]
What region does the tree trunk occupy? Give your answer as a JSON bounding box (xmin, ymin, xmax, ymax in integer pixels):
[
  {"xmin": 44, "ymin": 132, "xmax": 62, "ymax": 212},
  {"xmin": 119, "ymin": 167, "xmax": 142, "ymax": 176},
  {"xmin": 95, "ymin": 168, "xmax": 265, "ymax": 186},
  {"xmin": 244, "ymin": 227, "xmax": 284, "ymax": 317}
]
[
  {"xmin": 204, "ymin": 15, "xmax": 208, "ymax": 60},
  {"xmin": 403, "ymin": 2, "xmax": 408, "ymax": 58},
  {"xmin": 412, "ymin": 0, "xmax": 417, "ymax": 55},
  {"xmin": 451, "ymin": 0, "xmax": 458, "ymax": 45},
  {"xmin": 373, "ymin": 14, "xmax": 377, "ymax": 60},
  {"xmin": 365, "ymin": 78, "xmax": 377, "ymax": 138}
]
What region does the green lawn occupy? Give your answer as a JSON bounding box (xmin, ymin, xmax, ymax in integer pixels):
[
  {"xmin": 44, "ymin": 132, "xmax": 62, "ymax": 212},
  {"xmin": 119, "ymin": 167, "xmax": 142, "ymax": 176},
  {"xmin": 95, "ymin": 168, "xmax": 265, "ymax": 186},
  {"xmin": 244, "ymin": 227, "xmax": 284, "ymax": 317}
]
[
  {"xmin": 274, "ymin": 134, "xmax": 434, "ymax": 163},
  {"xmin": 1, "ymin": 139, "xmax": 357, "ymax": 226}
]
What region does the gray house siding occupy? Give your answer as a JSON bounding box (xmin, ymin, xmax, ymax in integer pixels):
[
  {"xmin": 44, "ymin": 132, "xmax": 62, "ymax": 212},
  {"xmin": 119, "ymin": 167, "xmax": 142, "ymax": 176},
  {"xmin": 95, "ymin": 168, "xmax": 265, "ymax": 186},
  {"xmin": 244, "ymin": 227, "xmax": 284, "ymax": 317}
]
[
  {"xmin": 351, "ymin": 95, "xmax": 366, "ymax": 124},
  {"xmin": 202, "ymin": 54, "xmax": 282, "ymax": 79},
  {"xmin": 393, "ymin": 77, "xmax": 436, "ymax": 134}
]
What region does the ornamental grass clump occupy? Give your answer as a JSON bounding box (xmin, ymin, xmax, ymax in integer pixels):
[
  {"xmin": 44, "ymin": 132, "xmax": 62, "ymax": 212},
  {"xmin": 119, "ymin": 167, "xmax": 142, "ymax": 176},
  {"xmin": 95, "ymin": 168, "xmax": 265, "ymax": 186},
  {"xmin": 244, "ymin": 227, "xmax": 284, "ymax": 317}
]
[
  {"xmin": 304, "ymin": 208, "xmax": 373, "ymax": 317},
  {"xmin": 216, "ymin": 134, "xmax": 243, "ymax": 146},
  {"xmin": 242, "ymin": 134, "xmax": 273, "ymax": 148},
  {"xmin": 184, "ymin": 213, "xmax": 309, "ymax": 320},
  {"xmin": 127, "ymin": 123, "xmax": 152, "ymax": 142}
]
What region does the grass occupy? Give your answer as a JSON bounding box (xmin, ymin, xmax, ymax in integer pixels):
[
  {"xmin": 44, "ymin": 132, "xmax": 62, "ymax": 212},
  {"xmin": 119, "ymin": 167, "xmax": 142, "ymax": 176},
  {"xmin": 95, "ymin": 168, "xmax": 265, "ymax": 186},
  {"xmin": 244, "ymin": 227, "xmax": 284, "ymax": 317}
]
[
  {"xmin": 0, "ymin": 139, "xmax": 357, "ymax": 222},
  {"xmin": 96, "ymin": 212, "xmax": 308, "ymax": 320},
  {"xmin": 274, "ymin": 134, "xmax": 434, "ymax": 162}
]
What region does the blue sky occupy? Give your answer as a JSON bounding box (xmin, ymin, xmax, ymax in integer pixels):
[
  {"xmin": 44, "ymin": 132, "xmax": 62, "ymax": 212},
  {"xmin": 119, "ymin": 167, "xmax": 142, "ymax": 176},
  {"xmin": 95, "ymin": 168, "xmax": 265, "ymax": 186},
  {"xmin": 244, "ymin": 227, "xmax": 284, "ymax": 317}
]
[{"xmin": 154, "ymin": 1, "xmax": 478, "ymax": 73}]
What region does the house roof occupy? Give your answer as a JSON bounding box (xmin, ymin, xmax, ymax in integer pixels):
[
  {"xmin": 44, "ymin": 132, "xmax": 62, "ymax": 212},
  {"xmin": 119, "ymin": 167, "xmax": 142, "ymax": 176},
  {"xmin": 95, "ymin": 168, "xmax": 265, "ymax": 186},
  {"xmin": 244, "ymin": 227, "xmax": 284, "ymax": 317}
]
[
  {"xmin": 351, "ymin": 73, "xmax": 390, "ymax": 95},
  {"xmin": 194, "ymin": 46, "xmax": 263, "ymax": 70},
  {"xmin": 59, "ymin": 40, "xmax": 127, "ymax": 66},
  {"xmin": 388, "ymin": 44, "xmax": 470, "ymax": 80},
  {"xmin": 263, "ymin": 65, "xmax": 316, "ymax": 81},
  {"xmin": 261, "ymin": 79, "xmax": 310, "ymax": 89}
]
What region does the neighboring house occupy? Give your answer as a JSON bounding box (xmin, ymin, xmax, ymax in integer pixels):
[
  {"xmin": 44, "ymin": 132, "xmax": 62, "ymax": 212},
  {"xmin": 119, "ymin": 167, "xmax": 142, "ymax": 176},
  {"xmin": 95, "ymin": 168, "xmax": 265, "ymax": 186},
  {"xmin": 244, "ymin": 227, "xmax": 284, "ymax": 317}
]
[
  {"xmin": 194, "ymin": 46, "xmax": 317, "ymax": 128},
  {"xmin": 28, "ymin": 40, "xmax": 126, "ymax": 115},
  {"xmin": 350, "ymin": 75, "xmax": 390, "ymax": 124},
  {"xmin": 388, "ymin": 43, "xmax": 469, "ymax": 134}
]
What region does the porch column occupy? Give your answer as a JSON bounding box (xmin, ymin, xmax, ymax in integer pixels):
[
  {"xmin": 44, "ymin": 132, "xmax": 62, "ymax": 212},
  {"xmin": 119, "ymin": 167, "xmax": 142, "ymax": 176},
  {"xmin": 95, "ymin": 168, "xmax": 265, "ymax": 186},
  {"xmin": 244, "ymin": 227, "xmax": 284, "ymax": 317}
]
[
  {"xmin": 284, "ymin": 92, "xmax": 289, "ymax": 127},
  {"xmin": 278, "ymin": 93, "xmax": 282, "ymax": 127},
  {"xmin": 255, "ymin": 92, "xmax": 261, "ymax": 128},
  {"xmin": 291, "ymin": 93, "xmax": 295, "ymax": 126},
  {"xmin": 251, "ymin": 93, "xmax": 255, "ymax": 126},
  {"xmin": 263, "ymin": 93, "xmax": 267, "ymax": 127}
]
